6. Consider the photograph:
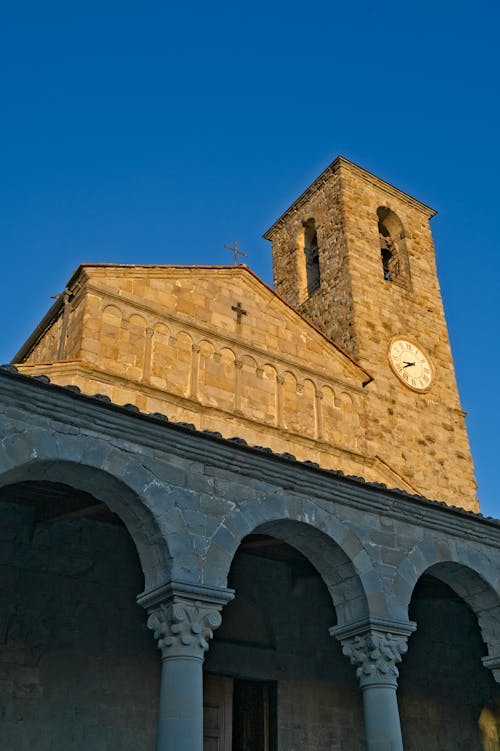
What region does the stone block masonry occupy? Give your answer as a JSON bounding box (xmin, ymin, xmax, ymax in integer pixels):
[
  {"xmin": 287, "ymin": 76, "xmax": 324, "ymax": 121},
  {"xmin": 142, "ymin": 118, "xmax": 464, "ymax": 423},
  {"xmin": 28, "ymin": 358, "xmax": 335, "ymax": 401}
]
[
  {"xmin": 0, "ymin": 368, "xmax": 499, "ymax": 749},
  {"xmin": 265, "ymin": 157, "xmax": 477, "ymax": 509}
]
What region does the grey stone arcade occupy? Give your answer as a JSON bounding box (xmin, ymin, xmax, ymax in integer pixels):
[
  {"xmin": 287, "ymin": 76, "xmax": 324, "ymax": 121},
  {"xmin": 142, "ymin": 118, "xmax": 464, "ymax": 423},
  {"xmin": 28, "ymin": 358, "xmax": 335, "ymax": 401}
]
[{"xmin": 1, "ymin": 367, "xmax": 499, "ymax": 750}]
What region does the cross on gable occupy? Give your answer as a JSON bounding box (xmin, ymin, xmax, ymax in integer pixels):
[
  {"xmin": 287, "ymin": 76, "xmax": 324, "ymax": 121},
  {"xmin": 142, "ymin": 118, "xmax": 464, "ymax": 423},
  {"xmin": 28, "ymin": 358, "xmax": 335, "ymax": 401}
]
[
  {"xmin": 224, "ymin": 240, "xmax": 249, "ymax": 265},
  {"xmin": 231, "ymin": 302, "xmax": 247, "ymax": 324}
]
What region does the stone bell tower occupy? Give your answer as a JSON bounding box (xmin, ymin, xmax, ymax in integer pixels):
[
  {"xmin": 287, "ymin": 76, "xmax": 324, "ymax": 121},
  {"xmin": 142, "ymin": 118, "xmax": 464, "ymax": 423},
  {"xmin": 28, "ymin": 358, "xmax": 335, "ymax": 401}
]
[{"xmin": 264, "ymin": 156, "xmax": 478, "ymax": 509}]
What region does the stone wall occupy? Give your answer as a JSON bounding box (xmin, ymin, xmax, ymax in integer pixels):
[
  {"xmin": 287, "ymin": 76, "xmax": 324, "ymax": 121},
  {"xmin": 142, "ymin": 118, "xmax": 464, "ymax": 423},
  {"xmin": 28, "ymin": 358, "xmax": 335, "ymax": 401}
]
[
  {"xmin": 338, "ymin": 163, "xmax": 477, "ymax": 506},
  {"xmin": 23, "ymin": 312, "xmax": 64, "ymax": 364},
  {"xmin": 0, "ymin": 500, "xmax": 159, "ymax": 751},
  {"xmin": 23, "ymin": 295, "xmax": 86, "ymax": 365},
  {"xmin": 268, "ymin": 168, "xmax": 356, "ymax": 356},
  {"xmin": 17, "ymin": 266, "xmax": 422, "ymax": 495},
  {"xmin": 399, "ymin": 576, "xmax": 496, "ymax": 750}
]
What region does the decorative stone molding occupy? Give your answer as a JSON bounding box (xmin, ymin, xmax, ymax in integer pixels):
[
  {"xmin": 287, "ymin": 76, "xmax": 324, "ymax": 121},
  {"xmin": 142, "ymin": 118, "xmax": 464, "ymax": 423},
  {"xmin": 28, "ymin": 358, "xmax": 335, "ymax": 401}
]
[
  {"xmin": 138, "ymin": 581, "xmax": 234, "ymax": 661},
  {"xmin": 482, "ymin": 655, "xmax": 500, "ymax": 683},
  {"xmin": 331, "ymin": 617, "xmax": 416, "ymax": 689}
]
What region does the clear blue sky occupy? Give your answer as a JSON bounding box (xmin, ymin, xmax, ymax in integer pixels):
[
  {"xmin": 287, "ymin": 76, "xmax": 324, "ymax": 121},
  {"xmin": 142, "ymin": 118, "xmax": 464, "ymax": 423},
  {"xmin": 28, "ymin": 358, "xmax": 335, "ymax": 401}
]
[{"xmin": 1, "ymin": 1, "xmax": 498, "ymax": 514}]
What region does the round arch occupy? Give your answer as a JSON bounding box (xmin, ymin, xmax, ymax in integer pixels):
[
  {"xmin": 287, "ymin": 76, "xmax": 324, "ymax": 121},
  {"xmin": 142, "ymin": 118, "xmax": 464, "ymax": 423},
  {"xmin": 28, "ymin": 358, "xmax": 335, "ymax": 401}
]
[
  {"xmin": 394, "ymin": 539, "xmax": 500, "ymax": 660},
  {"xmin": 203, "ymin": 497, "xmax": 387, "ymax": 627},
  {"xmin": 0, "ymin": 431, "xmax": 175, "ymax": 591}
]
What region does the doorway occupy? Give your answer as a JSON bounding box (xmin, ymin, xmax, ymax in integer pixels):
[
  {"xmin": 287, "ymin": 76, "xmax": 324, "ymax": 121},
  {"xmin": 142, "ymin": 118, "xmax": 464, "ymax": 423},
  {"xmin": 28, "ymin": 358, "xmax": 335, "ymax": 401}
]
[{"xmin": 204, "ymin": 674, "xmax": 276, "ymax": 751}]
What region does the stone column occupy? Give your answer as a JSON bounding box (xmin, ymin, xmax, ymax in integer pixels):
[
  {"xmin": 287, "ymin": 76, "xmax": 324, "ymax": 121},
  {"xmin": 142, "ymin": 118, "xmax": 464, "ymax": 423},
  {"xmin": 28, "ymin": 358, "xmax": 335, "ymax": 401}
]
[
  {"xmin": 331, "ymin": 617, "xmax": 416, "ymax": 751},
  {"xmin": 138, "ymin": 582, "xmax": 234, "ymax": 751}
]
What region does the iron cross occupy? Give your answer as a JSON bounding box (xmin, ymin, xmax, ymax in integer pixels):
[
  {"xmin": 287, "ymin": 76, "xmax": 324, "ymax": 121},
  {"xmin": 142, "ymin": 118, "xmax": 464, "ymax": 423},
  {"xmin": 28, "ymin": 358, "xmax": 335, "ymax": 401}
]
[
  {"xmin": 231, "ymin": 302, "xmax": 247, "ymax": 324},
  {"xmin": 224, "ymin": 240, "xmax": 249, "ymax": 265}
]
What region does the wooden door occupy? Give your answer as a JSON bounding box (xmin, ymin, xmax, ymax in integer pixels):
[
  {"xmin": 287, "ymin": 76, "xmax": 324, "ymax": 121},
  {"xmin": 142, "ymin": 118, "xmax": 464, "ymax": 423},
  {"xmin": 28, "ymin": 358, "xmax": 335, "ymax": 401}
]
[
  {"xmin": 232, "ymin": 679, "xmax": 274, "ymax": 751},
  {"xmin": 203, "ymin": 673, "xmax": 233, "ymax": 751}
]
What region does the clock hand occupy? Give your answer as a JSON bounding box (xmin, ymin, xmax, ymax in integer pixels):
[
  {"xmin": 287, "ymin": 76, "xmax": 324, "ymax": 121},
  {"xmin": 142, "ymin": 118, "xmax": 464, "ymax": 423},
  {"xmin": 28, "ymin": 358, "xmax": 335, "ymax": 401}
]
[{"xmin": 402, "ymin": 361, "xmax": 416, "ymax": 368}]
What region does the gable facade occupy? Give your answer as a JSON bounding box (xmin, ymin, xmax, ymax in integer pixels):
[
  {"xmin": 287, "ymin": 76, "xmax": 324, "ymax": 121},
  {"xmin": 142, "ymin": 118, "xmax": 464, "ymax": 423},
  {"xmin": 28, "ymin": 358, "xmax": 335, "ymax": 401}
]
[{"xmin": 13, "ymin": 254, "xmax": 476, "ymax": 507}]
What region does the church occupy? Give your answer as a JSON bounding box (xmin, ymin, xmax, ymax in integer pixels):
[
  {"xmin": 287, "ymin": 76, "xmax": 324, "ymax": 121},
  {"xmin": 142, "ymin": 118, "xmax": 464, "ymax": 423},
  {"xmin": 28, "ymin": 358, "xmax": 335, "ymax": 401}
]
[{"xmin": 0, "ymin": 156, "xmax": 499, "ymax": 750}]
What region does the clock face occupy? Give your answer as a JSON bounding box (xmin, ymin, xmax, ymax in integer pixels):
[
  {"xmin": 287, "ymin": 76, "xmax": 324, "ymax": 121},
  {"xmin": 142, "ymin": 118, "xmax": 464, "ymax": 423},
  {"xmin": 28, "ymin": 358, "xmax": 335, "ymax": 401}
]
[{"xmin": 388, "ymin": 337, "xmax": 434, "ymax": 392}]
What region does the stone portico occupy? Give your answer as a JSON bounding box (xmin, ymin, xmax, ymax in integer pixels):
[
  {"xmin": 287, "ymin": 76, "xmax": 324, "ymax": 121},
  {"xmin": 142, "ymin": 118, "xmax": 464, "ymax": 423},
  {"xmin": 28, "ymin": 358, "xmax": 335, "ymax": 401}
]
[{"xmin": 1, "ymin": 367, "xmax": 498, "ymax": 750}]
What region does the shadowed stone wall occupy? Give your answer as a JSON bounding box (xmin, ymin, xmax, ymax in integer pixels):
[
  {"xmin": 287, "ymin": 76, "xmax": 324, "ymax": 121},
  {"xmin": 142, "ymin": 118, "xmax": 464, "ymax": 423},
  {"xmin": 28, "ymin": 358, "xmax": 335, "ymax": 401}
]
[
  {"xmin": 0, "ymin": 501, "xmax": 159, "ymax": 751},
  {"xmin": 399, "ymin": 576, "xmax": 497, "ymax": 751},
  {"xmin": 206, "ymin": 550, "xmax": 365, "ymax": 751}
]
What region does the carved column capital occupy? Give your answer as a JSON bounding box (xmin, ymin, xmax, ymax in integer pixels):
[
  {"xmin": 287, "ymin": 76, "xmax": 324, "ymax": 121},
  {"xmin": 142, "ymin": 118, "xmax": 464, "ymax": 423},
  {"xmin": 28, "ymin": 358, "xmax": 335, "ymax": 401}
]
[
  {"xmin": 147, "ymin": 601, "xmax": 222, "ymax": 660},
  {"xmin": 138, "ymin": 581, "xmax": 234, "ymax": 662},
  {"xmin": 340, "ymin": 630, "xmax": 409, "ymax": 688},
  {"xmin": 331, "ymin": 617, "xmax": 416, "ymax": 689}
]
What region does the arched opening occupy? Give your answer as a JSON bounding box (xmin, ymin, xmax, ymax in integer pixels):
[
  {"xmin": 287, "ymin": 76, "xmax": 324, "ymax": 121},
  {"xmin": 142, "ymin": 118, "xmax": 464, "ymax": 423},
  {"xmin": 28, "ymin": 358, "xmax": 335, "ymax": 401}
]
[
  {"xmin": 377, "ymin": 207, "xmax": 411, "ymax": 290},
  {"xmin": 0, "ymin": 479, "xmax": 160, "ymax": 749},
  {"xmin": 204, "ymin": 530, "xmax": 365, "ymax": 750},
  {"xmin": 303, "ymin": 217, "xmax": 321, "ymax": 297},
  {"xmin": 398, "ymin": 570, "xmax": 499, "ymax": 750}
]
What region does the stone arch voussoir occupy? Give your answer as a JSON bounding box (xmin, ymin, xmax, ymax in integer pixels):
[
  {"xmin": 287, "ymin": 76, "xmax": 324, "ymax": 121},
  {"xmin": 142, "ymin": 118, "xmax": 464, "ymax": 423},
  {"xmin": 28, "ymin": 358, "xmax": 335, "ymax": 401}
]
[
  {"xmin": 203, "ymin": 496, "xmax": 388, "ymax": 627},
  {"xmin": 395, "ymin": 535, "xmax": 500, "ymax": 660},
  {"xmin": 0, "ymin": 427, "xmax": 178, "ymax": 590}
]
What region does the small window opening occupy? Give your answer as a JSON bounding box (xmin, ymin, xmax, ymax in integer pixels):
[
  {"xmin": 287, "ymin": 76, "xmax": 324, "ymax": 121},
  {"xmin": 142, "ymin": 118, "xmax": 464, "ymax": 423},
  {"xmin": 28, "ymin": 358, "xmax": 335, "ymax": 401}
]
[
  {"xmin": 377, "ymin": 207, "xmax": 411, "ymax": 290},
  {"xmin": 303, "ymin": 218, "xmax": 321, "ymax": 296}
]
